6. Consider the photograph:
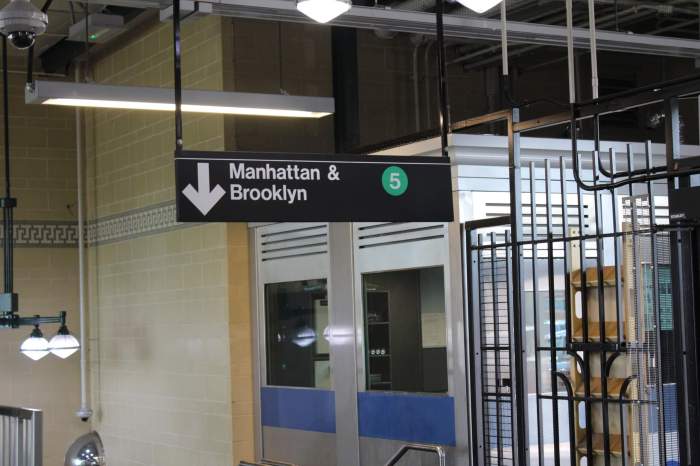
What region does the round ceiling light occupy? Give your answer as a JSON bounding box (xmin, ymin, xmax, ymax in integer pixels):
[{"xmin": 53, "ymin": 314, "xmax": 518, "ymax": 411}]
[
  {"xmin": 20, "ymin": 325, "xmax": 49, "ymax": 361},
  {"xmin": 296, "ymin": 0, "xmax": 351, "ymax": 24},
  {"xmin": 49, "ymin": 324, "xmax": 80, "ymax": 359}
]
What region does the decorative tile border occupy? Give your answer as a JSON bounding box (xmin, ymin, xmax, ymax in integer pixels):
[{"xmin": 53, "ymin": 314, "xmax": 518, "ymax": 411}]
[
  {"xmin": 4, "ymin": 201, "xmax": 197, "ymax": 248},
  {"xmin": 86, "ymin": 201, "xmax": 192, "ymax": 246},
  {"xmin": 4, "ymin": 222, "xmax": 79, "ymax": 248}
]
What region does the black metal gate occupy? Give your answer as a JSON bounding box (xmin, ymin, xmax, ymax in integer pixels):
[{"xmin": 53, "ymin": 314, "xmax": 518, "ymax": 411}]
[{"xmin": 461, "ymin": 77, "xmax": 700, "ymax": 466}]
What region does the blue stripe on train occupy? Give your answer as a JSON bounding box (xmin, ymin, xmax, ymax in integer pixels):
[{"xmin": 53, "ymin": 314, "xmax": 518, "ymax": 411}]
[{"xmin": 358, "ymin": 392, "xmax": 456, "ymax": 446}]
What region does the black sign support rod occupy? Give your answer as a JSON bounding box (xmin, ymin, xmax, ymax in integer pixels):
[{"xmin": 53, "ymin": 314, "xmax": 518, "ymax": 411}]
[
  {"xmin": 2, "ymin": 37, "xmax": 14, "ymax": 296},
  {"xmin": 173, "ymin": 0, "xmax": 183, "ymax": 153},
  {"xmin": 435, "ymin": 0, "xmax": 450, "ymax": 158}
]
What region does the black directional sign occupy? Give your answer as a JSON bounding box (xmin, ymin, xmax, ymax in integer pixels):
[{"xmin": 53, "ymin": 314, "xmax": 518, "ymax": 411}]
[{"xmin": 175, "ymin": 151, "xmax": 453, "ymax": 222}]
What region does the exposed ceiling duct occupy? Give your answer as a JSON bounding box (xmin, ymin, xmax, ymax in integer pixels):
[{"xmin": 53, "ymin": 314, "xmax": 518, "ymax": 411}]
[{"xmin": 204, "ymin": 0, "xmax": 700, "ymax": 58}]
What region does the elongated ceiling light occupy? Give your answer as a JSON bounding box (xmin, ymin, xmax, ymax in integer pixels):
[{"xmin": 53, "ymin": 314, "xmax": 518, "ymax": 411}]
[
  {"xmin": 26, "ymin": 81, "xmax": 335, "ymax": 118},
  {"xmin": 296, "ymin": 0, "xmax": 351, "ymax": 24},
  {"xmin": 456, "ymin": 0, "xmax": 503, "ymax": 14}
]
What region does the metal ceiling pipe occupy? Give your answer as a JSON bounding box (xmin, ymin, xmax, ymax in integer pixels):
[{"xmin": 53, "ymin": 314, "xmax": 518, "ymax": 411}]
[
  {"xmin": 207, "ymin": 0, "xmax": 700, "ymax": 58},
  {"xmin": 566, "ymin": 0, "xmax": 575, "ymax": 103},
  {"xmin": 588, "ymin": 0, "xmax": 599, "ymax": 99},
  {"xmin": 500, "ymin": 0, "xmax": 508, "ymax": 76},
  {"xmin": 452, "ymin": 4, "xmax": 656, "ymax": 66},
  {"xmin": 391, "ymin": 0, "xmax": 435, "ymax": 10}
]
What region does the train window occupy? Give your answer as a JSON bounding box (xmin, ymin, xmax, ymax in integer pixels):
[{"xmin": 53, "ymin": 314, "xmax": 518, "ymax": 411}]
[
  {"xmin": 363, "ymin": 266, "xmax": 448, "ymax": 393},
  {"xmin": 265, "ymin": 279, "xmax": 331, "ymax": 389}
]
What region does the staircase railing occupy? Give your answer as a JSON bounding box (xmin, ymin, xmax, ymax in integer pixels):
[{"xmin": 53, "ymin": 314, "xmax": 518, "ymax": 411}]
[
  {"xmin": 0, "ymin": 406, "xmax": 42, "ymax": 466},
  {"xmin": 385, "ymin": 443, "xmax": 446, "ymax": 466}
]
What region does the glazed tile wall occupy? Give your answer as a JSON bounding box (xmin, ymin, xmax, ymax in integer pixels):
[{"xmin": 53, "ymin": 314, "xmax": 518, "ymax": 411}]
[
  {"xmin": 85, "ymin": 16, "xmax": 240, "ymax": 466},
  {"xmin": 0, "ymin": 71, "xmax": 86, "ymax": 465}
]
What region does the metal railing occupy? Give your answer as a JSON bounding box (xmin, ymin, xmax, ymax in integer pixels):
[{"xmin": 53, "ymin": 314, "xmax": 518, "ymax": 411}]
[
  {"xmin": 384, "ymin": 443, "xmax": 446, "ymax": 466},
  {"xmin": 240, "ymin": 459, "xmax": 298, "ymax": 466},
  {"xmin": 0, "ymin": 406, "xmax": 42, "ymax": 466}
]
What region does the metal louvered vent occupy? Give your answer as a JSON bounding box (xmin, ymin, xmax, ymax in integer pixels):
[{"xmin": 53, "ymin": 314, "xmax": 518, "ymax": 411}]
[
  {"xmin": 355, "ymin": 223, "xmax": 447, "ymax": 249},
  {"xmin": 260, "ymin": 223, "xmax": 328, "ymax": 261}
]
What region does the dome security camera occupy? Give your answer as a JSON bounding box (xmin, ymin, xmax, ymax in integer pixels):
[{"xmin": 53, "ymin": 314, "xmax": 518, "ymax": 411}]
[{"xmin": 0, "ymin": 0, "xmax": 48, "ymax": 50}]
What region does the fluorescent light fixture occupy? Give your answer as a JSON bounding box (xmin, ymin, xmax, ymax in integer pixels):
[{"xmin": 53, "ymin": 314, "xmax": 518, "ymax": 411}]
[
  {"xmin": 48, "ymin": 324, "xmax": 80, "ymax": 359},
  {"xmin": 20, "ymin": 326, "xmax": 49, "ymax": 361},
  {"xmin": 26, "ymin": 81, "xmax": 335, "ymax": 119},
  {"xmin": 296, "ymin": 0, "xmax": 351, "ymax": 24},
  {"xmin": 456, "ymin": 0, "xmax": 503, "ymax": 14}
]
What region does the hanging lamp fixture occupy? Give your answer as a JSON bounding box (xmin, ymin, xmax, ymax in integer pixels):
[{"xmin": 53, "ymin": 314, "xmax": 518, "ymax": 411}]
[
  {"xmin": 296, "ymin": 0, "xmax": 351, "ymax": 24},
  {"xmin": 456, "ymin": 0, "xmax": 504, "ymax": 14},
  {"xmin": 0, "ymin": 34, "xmax": 79, "ymax": 360}
]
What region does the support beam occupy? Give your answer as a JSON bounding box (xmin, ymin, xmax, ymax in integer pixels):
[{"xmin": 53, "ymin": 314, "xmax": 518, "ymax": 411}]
[{"xmin": 208, "ymin": 0, "xmax": 700, "ymax": 58}]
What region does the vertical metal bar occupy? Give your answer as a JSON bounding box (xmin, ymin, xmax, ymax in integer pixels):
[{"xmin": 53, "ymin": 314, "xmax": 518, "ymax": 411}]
[
  {"xmin": 588, "ymin": 0, "xmax": 599, "ymax": 100},
  {"xmin": 490, "ymin": 232, "xmax": 504, "ymax": 465},
  {"xmin": 644, "ymin": 141, "xmax": 667, "ymax": 466},
  {"xmin": 592, "ymin": 150, "xmax": 613, "ymax": 466},
  {"xmin": 435, "ymin": 0, "xmax": 449, "ymax": 158},
  {"xmin": 173, "ymin": 0, "xmax": 183, "ymax": 152},
  {"xmin": 508, "ymin": 109, "xmax": 530, "ymax": 466},
  {"xmin": 559, "ymin": 157, "xmax": 578, "ymax": 466},
  {"xmin": 608, "ymin": 148, "xmax": 627, "ymax": 466},
  {"xmin": 17, "ymin": 419, "xmax": 23, "ymax": 466},
  {"xmin": 609, "ymin": 149, "xmax": 624, "ymax": 344},
  {"xmin": 500, "ymin": 0, "xmax": 508, "ymax": 77},
  {"xmin": 566, "ymin": 0, "xmax": 576, "ymax": 104},
  {"xmin": 529, "ymin": 162, "xmax": 545, "ymax": 466},
  {"xmin": 34, "ymin": 411, "xmax": 42, "ymax": 466},
  {"xmin": 665, "ymin": 95, "xmax": 694, "ymax": 466},
  {"xmin": 466, "ymin": 228, "xmax": 484, "ymax": 466},
  {"xmin": 545, "ymin": 160, "xmax": 562, "ymax": 466},
  {"xmin": 575, "ymin": 150, "xmax": 595, "ymax": 463},
  {"xmin": 479, "ymin": 234, "xmax": 490, "ymax": 466},
  {"xmin": 560, "ymin": 157, "xmax": 572, "ymax": 343}
]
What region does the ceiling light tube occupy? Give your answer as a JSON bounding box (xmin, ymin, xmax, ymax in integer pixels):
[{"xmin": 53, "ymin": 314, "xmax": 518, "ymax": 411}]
[
  {"xmin": 26, "ymin": 81, "xmax": 335, "ymax": 118},
  {"xmin": 456, "ymin": 0, "xmax": 503, "ymax": 14},
  {"xmin": 296, "ymin": 0, "xmax": 351, "ymax": 24}
]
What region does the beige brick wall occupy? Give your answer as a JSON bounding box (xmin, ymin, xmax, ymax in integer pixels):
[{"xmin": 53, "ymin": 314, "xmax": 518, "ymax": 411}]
[
  {"xmin": 227, "ymin": 223, "xmax": 254, "ymax": 465},
  {"xmin": 85, "ymin": 16, "xmax": 242, "ymax": 466},
  {"xmin": 228, "ymin": 19, "xmax": 335, "ymax": 153},
  {"xmin": 0, "ymin": 71, "xmax": 87, "ymax": 465}
]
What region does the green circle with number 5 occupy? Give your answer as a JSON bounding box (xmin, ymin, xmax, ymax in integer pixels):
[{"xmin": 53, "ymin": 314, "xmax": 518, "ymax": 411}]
[{"xmin": 382, "ymin": 166, "xmax": 408, "ymax": 196}]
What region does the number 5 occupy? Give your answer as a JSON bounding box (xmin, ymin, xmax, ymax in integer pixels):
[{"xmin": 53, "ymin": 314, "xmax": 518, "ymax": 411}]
[{"xmin": 390, "ymin": 172, "xmax": 401, "ymax": 190}]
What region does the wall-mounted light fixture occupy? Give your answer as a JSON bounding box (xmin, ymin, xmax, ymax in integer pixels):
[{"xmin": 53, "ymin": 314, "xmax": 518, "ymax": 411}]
[
  {"xmin": 296, "ymin": 0, "xmax": 351, "ymax": 24},
  {"xmin": 26, "ymin": 81, "xmax": 335, "ymax": 119},
  {"xmin": 456, "ymin": 0, "xmax": 503, "ymax": 14}
]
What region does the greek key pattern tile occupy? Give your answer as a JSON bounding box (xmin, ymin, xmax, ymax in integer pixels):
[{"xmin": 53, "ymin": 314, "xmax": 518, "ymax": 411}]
[
  {"xmin": 87, "ymin": 202, "xmax": 190, "ymax": 246},
  {"xmin": 2, "ymin": 222, "xmax": 79, "ymax": 248},
  {"xmin": 3, "ymin": 202, "xmax": 196, "ymax": 248}
]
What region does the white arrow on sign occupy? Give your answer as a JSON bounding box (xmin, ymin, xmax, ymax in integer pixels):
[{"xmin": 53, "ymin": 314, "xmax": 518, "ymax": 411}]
[{"xmin": 182, "ymin": 162, "xmax": 226, "ymax": 215}]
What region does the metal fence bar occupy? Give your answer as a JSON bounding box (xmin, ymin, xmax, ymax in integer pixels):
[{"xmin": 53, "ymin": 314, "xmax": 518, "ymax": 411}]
[{"xmin": 0, "ymin": 407, "xmax": 42, "ymax": 466}]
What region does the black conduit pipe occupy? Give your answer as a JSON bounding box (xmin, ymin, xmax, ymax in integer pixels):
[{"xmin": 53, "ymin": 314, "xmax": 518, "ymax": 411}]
[{"xmin": 2, "ymin": 37, "xmax": 15, "ymax": 295}]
